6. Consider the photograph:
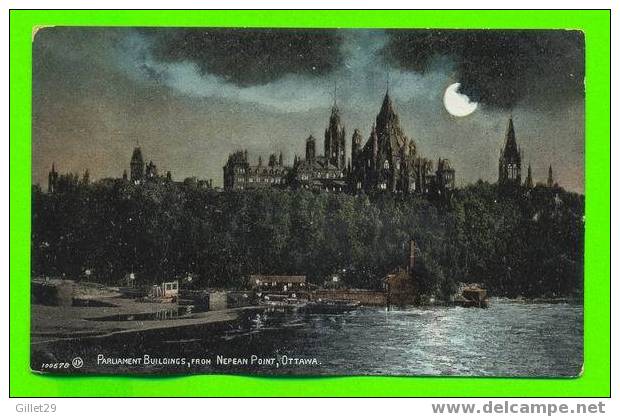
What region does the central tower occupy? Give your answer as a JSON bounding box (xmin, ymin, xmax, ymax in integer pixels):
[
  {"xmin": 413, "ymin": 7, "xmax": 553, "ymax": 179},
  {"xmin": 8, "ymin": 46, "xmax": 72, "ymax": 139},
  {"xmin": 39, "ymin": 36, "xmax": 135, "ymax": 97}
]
[
  {"xmin": 324, "ymin": 103, "xmax": 346, "ymax": 169},
  {"xmin": 130, "ymin": 146, "xmax": 144, "ymax": 183}
]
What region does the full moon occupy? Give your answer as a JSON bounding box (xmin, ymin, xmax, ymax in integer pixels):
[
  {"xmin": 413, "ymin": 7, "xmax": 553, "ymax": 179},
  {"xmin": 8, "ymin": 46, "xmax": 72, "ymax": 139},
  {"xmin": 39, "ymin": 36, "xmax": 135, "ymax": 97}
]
[{"xmin": 443, "ymin": 82, "xmax": 478, "ymax": 117}]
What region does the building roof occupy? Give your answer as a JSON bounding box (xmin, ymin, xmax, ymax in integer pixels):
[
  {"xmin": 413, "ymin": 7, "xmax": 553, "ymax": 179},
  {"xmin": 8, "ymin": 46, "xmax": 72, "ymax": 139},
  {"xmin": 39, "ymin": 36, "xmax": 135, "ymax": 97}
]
[
  {"xmin": 502, "ymin": 117, "xmax": 519, "ymax": 158},
  {"xmin": 250, "ymin": 275, "xmax": 306, "ymax": 284},
  {"xmin": 226, "ymin": 150, "xmax": 248, "ymax": 166},
  {"xmin": 296, "ymin": 156, "xmax": 341, "ymax": 172},
  {"xmin": 383, "ymin": 267, "xmax": 410, "ymax": 283},
  {"xmin": 360, "ymin": 91, "xmax": 413, "ymax": 160}
]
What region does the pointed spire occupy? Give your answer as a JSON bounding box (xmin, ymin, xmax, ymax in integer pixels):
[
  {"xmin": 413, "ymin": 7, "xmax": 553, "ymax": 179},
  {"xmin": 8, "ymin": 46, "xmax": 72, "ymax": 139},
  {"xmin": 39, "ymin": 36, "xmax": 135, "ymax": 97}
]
[
  {"xmin": 506, "ymin": 117, "xmax": 516, "ymax": 143},
  {"xmin": 329, "ymin": 80, "xmax": 340, "ymax": 120},
  {"xmin": 325, "ymin": 88, "xmax": 345, "ymax": 169},
  {"xmin": 502, "ymin": 116, "xmax": 519, "ymax": 158},
  {"xmin": 525, "ymin": 163, "xmax": 534, "ymax": 189},
  {"xmin": 82, "ymin": 169, "xmax": 90, "ymax": 185},
  {"xmin": 379, "ymin": 87, "xmax": 396, "ymax": 122},
  {"xmin": 547, "ymin": 165, "xmax": 554, "ymax": 187}
]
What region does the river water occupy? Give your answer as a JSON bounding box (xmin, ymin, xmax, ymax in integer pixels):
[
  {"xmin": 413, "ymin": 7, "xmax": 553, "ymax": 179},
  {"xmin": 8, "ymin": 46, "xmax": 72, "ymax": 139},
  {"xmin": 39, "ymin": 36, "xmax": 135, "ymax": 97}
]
[{"xmin": 34, "ymin": 300, "xmax": 583, "ymax": 377}]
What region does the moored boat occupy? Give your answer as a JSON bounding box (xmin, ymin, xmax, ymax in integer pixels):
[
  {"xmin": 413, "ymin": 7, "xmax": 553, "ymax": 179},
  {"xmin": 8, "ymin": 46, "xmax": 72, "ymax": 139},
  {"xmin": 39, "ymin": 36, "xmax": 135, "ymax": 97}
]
[
  {"xmin": 453, "ymin": 285, "xmax": 489, "ymax": 308},
  {"xmin": 118, "ymin": 286, "xmax": 147, "ymax": 298}
]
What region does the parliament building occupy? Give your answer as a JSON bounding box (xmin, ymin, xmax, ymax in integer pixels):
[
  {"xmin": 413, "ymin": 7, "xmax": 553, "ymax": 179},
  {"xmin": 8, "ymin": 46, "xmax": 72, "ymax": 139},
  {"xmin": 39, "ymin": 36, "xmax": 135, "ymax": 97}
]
[
  {"xmin": 223, "ymin": 90, "xmax": 456, "ymax": 196},
  {"xmin": 46, "ymin": 91, "xmax": 559, "ymax": 197}
]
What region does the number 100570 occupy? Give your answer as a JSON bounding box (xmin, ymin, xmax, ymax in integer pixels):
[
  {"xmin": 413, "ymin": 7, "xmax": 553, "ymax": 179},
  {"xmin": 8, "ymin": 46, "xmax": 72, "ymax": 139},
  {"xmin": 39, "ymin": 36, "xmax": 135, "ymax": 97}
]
[{"xmin": 40, "ymin": 362, "xmax": 70, "ymax": 369}]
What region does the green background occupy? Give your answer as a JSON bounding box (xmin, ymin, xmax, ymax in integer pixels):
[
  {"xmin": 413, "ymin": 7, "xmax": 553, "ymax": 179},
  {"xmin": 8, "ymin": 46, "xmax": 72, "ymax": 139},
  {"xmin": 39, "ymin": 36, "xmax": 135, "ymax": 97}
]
[{"xmin": 9, "ymin": 10, "xmax": 610, "ymax": 397}]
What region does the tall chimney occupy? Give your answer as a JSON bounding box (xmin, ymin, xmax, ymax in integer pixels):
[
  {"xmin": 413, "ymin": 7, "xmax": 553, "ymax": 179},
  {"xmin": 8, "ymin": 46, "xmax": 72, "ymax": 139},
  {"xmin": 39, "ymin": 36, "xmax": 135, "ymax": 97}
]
[{"xmin": 408, "ymin": 239, "xmax": 415, "ymax": 272}]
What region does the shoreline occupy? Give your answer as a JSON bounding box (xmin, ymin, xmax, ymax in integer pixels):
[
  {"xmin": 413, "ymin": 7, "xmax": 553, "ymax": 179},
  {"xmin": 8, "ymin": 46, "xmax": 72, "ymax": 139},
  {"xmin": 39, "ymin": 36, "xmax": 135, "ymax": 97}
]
[
  {"xmin": 30, "ymin": 297, "xmax": 583, "ymax": 377},
  {"xmin": 31, "ymin": 295, "xmax": 264, "ymax": 347},
  {"xmin": 31, "ymin": 292, "xmax": 582, "ymax": 346}
]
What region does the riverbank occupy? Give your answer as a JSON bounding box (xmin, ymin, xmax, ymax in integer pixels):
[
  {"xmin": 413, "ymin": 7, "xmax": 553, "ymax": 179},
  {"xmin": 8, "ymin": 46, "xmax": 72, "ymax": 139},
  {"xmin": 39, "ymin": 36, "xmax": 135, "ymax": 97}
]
[
  {"xmin": 31, "ymin": 281, "xmax": 581, "ymax": 347},
  {"xmin": 31, "ymin": 293, "xmax": 259, "ymax": 347},
  {"xmin": 32, "ymin": 299, "xmax": 583, "ymax": 376}
]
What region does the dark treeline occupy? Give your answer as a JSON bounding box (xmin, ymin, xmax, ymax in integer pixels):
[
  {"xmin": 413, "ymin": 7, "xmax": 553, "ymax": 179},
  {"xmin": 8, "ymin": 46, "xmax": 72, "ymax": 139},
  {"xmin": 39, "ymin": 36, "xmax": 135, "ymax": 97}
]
[{"xmin": 32, "ymin": 180, "xmax": 584, "ymax": 299}]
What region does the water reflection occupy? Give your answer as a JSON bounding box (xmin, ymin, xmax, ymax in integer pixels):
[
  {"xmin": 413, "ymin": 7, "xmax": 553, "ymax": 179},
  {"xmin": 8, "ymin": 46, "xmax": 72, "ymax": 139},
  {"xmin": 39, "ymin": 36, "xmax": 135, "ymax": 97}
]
[{"xmin": 38, "ymin": 300, "xmax": 583, "ymax": 377}]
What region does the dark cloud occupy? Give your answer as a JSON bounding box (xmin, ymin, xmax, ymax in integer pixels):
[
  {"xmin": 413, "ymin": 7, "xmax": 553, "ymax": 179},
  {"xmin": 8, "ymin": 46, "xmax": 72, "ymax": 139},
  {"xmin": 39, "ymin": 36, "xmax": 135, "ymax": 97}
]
[
  {"xmin": 146, "ymin": 28, "xmax": 344, "ymax": 86},
  {"xmin": 383, "ymin": 30, "xmax": 584, "ymax": 109}
]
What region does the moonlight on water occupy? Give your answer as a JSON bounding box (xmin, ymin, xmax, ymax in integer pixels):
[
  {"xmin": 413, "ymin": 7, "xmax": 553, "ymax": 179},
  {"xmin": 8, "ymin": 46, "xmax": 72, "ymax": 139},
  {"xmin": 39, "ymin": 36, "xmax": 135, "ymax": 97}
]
[{"xmin": 443, "ymin": 82, "xmax": 478, "ymax": 117}]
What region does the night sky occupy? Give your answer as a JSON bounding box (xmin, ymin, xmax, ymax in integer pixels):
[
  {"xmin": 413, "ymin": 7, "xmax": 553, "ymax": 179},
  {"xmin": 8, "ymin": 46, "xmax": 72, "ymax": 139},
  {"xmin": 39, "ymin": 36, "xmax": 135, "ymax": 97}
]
[{"xmin": 32, "ymin": 28, "xmax": 585, "ymax": 192}]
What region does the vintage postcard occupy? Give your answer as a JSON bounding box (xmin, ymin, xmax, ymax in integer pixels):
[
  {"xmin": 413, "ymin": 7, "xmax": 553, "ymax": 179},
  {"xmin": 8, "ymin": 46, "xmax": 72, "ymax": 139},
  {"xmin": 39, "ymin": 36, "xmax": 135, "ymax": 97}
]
[{"xmin": 31, "ymin": 27, "xmax": 584, "ymax": 376}]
